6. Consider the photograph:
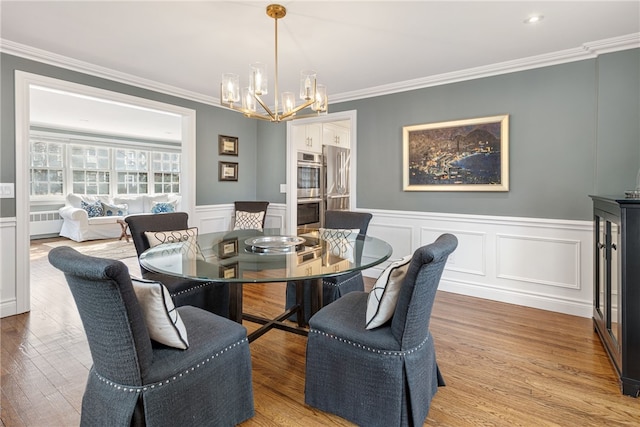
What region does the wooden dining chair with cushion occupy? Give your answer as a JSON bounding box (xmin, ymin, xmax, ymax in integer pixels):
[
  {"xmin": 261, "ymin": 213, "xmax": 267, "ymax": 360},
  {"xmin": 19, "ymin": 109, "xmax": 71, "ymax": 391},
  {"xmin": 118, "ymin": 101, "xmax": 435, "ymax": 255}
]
[
  {"xmin": 48, "ymin": 246, "xmax": 254, "ymax": 427},
  {"xmin": 304, "ymin": 233, "xmax": 457, "ymax": 427},
  {"xmin": 285, "ymin": 210, "xmax": 373, "ymax": 323},
  {"xmin": 125, "ymin": 212, "xmax": 230, "ymax": 318},
  {"xmin": 232, "ymin": 201, "xmax": 270, "ymax": 230}
]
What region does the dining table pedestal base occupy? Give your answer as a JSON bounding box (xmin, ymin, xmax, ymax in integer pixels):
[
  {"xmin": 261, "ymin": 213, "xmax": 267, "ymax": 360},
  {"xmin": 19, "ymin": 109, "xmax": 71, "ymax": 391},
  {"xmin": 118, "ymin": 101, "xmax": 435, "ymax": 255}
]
[{"xmin": 230, "ymin": 279, "xmax": 323, "ymax": 342}]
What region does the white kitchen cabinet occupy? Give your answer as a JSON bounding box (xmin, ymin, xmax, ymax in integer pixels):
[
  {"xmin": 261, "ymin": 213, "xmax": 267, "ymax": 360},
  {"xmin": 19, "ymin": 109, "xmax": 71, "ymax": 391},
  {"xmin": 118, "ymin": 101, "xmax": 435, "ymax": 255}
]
[
  {"xmin": 293, "ymin": 123, "xmax": 322, "ymax": 153},
  {"xmin": 322, "ymin": 123, "xmax": 350, "ymax": 148}
]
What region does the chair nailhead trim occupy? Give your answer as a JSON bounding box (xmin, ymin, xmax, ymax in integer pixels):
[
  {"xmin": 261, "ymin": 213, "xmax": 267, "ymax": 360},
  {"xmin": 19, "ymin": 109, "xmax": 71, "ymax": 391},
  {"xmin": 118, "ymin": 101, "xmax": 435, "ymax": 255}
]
[
  {"xmin": 93, "ymin": 338, "xmax": 248, "ymax": 392},
  {"xmin": 309, "ymin": 329, "xmax": 429, "ymax": 356},
  {"xmin": 170, "ymin": 281, "xmax": 216, "ymax": 297},
  {"xmin": 322, "ymin": 274, "xmax": 358, "ymax": 289}
]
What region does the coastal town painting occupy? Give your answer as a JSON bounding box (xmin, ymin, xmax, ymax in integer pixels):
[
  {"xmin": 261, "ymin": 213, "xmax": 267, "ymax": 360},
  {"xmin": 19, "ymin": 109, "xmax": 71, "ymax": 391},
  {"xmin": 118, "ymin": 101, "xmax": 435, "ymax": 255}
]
[{"xmin": 403, "ymin": 115, "xmax": 509, "ymax": 191}]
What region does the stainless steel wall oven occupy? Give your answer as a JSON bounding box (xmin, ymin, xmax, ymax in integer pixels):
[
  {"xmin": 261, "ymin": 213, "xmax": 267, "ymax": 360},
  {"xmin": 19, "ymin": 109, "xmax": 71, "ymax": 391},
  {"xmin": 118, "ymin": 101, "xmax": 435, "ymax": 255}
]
[
  {"xmin": 297, "ymin": 152, "xmax": 322, "ymax": 199},
  {"xmin": 297, "ymin": 198, "xmax": 322, "ymax": 229}
]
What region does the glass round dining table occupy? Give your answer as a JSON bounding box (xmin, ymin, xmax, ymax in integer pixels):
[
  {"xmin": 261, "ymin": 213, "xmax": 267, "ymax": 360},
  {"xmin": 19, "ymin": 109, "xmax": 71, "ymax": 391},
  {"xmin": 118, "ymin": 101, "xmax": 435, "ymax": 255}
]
[{"xmin": 140, "ymin": 228, "xmax": 393, "ymax": 341}]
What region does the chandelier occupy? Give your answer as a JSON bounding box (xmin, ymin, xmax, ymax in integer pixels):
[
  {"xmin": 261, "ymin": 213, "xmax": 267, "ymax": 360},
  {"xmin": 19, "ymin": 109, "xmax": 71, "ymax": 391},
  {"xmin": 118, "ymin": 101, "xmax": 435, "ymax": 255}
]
[{"xmin": 220, "ymin": 4, "xmax": 328, "ymax": 122}]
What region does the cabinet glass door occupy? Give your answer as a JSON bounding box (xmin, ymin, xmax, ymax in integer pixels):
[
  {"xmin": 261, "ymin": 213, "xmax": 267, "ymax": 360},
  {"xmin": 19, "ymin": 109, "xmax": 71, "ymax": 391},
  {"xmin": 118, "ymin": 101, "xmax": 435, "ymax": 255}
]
[
  {"xmin": 596, "ymin": 215, "xmax": 606, "ymax": 319},
  {"xmin": 609, "ymin": 221, "xmax": 621, "ymax": 351}
]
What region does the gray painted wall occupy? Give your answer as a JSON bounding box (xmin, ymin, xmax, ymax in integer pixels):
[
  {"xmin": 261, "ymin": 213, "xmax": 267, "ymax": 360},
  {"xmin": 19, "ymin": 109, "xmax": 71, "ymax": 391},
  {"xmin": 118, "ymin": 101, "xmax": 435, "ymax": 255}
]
[
  {"xmin": 327, "ymin": 49, "xmax": 639, "ymax": 221},
  {"xmin": 2, "ymin": 49, "xmax": 639, "ymax": 222},
  {"xmin": 595, "ymin": 50, "xmax": 640, "ymax": 196},
  {"xmin": 255, "ymin": 120, "xmax": 287, "ymax": 204}
]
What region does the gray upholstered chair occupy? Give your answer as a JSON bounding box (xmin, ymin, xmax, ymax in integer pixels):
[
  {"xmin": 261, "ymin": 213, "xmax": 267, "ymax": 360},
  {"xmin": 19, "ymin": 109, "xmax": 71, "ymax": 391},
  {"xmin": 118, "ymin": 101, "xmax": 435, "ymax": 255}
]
[
  {"xmin": 304, "ymin": 233, "xmax": 458, "ymax": 427},
  {"xmin": 233, "ymin": 201, "xmax": 270, "ymax": 230},
  {"xmin": 125, "ymin": 212, "xmax": 230, "ymax": 318},
  {"xmin": 285, "ymin": 210, "xmax": 373, "ymax": 322},
  {"xmin": 48, "ymin": 246, "xmax": 254, "ymax": 427}
]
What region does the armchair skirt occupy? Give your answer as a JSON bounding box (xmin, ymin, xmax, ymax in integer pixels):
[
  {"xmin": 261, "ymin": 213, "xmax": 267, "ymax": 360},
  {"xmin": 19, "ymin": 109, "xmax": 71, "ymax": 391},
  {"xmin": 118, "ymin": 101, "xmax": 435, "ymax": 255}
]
[{"xmin": 305, "ymin": 293, "xmax": 440, "ymax": 427}]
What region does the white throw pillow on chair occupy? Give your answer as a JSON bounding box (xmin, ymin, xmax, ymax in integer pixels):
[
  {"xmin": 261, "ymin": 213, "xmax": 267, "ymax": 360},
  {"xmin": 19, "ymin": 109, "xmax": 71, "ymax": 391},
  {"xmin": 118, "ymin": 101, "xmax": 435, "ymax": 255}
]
[
  {"xmin": 131, "ymin": 277, "xmax": 189, "ymax": 349},
  {"xmin": 365, "ymin": 254, "xmax": 413, "ymax": 329}
]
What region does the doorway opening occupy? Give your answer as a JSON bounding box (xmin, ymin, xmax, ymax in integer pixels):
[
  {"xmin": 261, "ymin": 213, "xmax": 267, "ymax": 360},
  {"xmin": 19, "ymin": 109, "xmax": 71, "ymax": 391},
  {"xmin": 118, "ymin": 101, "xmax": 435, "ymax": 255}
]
[{"xmin": 13, "ymin": 71, "xmax": 196, "ymax": 316}]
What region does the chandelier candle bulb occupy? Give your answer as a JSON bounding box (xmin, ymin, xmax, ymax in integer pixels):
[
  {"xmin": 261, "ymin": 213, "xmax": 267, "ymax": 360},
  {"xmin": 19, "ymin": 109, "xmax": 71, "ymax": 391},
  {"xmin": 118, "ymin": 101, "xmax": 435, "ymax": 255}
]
[
  {"xmin": 313, "ymin": 84, "xmax": 328, "ymax": 112},
  {"xmin": 243, "ymin": 87, "xmax": 257, "ymax": 112},
  {"xmin": 250, "ymin": 63, "xmax": 267, "ymax": 95},
  {"xmin": 221, "ymin": 73, "xmax": 240, "ymax": 104},
  {"xmin": 300, "ymin": 71, "xmax": 316, "ymax": 100},
  {"xmin": 282, "ymin": 92, "xmax": 295, "ymax": 114}
]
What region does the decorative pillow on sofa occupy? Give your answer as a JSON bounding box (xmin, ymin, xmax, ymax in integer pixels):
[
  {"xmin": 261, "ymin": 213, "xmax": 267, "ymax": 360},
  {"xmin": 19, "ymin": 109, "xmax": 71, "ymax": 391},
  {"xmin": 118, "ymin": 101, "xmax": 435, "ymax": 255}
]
[
  {"xmin": 113, "ymin": 196, "xmax": 145, "ymax": 215},
  {"xmin": 81, "ymin": 200, "xmax": 104, "ymax": 218},
  {"xmin": 233, "ymin": 211, "xmax": 265, "ymax": 230},
  {"xmin": 102, "ymin": 202, "xmax": 129, "ymax": 217},
  {"xmin": 365, "ymin": 254, "xmax": 413, "ymax": 330},
  {"xmin": 131, "ymin": 277, "xmax": 189, "ymax": 349},
  {"xmin": 151, "ymin": 201, "xmax": 177, "ymax": 214}
]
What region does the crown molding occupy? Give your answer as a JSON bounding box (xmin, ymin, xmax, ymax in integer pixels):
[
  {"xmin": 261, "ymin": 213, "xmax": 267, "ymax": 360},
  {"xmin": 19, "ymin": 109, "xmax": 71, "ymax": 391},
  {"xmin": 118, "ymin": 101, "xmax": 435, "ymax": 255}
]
[
  {"xmin": 331, "ymin": 33, "xmax": 640, "ymax": 103},
  {"xmin": 0, "ymin": 39, "xmax": 219, "ymax": 107},
  {"xmin": 2, "ymin": 33, "xmax": 638, "ymax": 107}
]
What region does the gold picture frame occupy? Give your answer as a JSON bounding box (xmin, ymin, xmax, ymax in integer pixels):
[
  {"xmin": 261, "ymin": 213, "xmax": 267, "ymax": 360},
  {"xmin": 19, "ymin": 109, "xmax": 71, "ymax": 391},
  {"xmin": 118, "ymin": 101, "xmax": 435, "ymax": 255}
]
[
  {"xmin": 218, "ymin": 161, "xmax": 238, "ymax": 181},
  {"xmin": 218, "ymin": 135, "xmax": 238, "ymax": 156},
  {"xmin": 403, "ymin": 114, "xmax": 509, "ymax": 192}
]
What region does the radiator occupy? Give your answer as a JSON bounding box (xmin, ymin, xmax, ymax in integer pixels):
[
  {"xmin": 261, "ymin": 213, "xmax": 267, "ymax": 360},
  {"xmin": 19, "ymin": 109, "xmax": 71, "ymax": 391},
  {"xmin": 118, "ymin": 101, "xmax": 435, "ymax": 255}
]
[{"xmin": 30, "ymin": 210, "xmax": 63, "ymax": 236}]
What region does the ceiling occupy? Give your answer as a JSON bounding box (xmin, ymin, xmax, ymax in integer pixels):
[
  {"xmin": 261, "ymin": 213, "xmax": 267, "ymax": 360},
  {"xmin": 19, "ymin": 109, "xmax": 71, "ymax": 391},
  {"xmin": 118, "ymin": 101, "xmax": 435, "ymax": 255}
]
[{"xmin": 2, "ymin": 1, "xmax": 639, "ymax": 139}]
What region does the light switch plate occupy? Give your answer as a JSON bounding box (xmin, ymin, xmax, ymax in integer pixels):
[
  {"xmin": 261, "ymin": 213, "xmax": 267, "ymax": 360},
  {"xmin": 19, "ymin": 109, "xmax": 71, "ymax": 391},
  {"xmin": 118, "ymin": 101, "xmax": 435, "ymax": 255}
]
[
  {"xmin": 0, "ymin": 183, "xmax": 15, "ymax": 198},
  {"xmin": 280, "ymin": 184, "xmax": 287, "ymax": 194}
]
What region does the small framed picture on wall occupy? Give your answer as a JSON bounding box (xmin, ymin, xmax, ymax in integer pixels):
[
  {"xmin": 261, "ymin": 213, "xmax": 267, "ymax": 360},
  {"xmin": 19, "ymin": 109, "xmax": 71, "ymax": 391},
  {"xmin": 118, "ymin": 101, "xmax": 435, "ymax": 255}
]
[
  {"xmin": 219, "ymin": 161, "xmax": 238, "ymax": 181},
  {"xmin": 218, "ymin": 135, "xmax": 239, "ymax": 156}
]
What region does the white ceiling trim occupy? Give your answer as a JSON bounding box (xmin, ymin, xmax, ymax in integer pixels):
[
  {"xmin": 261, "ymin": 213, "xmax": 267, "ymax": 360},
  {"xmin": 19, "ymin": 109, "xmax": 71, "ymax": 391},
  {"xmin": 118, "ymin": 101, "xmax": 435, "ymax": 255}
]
[
  {"xmin": 2, "ymin": 33, "xmax": 639, "ymax": 108},
  {"xmin": 0, "ymin": 39, "xmax": 217, "ymax": 107},
  {"xmin": 332, "ymin": 33, "xmax": 640, "ymax": 103}
]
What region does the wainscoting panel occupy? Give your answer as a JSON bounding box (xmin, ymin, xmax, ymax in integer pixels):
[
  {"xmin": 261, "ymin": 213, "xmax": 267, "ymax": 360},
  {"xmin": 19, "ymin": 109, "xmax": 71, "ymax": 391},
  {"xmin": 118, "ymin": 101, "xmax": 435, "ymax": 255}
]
[
  {"xmin": 496, "ymin": 234, "xmax": 580, "ymax": 289},
  {"xmin": 364, "ymin": 209, "xmax": 593, "ymax": 318},
  {"xmin": 367, "ymin": 222, "xmax": 414, "ymax": 260},
  {"xmin": 1, "ymin": 218, "xmax": 18, "ymax": 317},
  {"xmin": 422, "ymin": 227, "xmax": 486, "ymax": 276}
]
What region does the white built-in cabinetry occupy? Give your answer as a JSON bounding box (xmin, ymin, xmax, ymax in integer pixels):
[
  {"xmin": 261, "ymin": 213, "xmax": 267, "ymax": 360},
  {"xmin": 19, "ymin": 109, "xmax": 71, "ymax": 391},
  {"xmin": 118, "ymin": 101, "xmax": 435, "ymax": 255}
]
[
  {"xmin": 293, "ymin": 121, "xmax": 351, "ymax": 153},
  {"xmin": 293, "ymin": 123, "xmax": 322, "ymax": 153},
  {"xmin": 322, "ymin": 122, "xmax": 350, "ymax": 148}
]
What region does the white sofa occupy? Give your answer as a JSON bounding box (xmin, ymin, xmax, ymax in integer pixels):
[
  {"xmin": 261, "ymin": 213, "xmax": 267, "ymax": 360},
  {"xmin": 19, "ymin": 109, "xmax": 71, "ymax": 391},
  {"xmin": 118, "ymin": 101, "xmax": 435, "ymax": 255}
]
[{"xmin": 59, "ymin": 193, "xmax": 181, "ymax": 242}]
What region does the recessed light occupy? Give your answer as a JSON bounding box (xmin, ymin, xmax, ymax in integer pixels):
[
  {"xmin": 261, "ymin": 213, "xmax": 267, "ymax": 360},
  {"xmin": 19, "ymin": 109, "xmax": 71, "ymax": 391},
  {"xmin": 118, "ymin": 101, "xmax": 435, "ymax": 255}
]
[{"xmin": 524, "ymin": 15, "xmax": 544, "ymax": 24}]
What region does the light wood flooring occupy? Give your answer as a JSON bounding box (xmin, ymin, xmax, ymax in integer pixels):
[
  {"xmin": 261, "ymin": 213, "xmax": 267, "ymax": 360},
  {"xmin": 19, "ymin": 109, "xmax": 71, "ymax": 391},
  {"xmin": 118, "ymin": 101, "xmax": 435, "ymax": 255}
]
[{"xmin": 1, "ymin": 237, "xmax": 639, "ymax": 426}]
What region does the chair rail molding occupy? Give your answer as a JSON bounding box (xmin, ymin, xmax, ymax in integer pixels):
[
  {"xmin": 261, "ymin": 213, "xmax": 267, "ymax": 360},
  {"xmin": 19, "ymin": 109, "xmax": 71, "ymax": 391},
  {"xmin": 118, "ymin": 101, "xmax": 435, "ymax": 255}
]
[{"xmin": 364, "ymin": 208, "xmax": 593, "ymax": 318}]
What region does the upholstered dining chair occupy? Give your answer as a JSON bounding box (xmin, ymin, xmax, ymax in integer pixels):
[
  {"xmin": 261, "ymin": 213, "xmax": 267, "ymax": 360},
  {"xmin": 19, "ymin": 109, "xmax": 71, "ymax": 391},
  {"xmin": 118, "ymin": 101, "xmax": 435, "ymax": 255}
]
[
  {"xmin": 285, "ymin": 210, "xmax": 373, "ymax": 323},
  {"xmin": 232, "ymin": 201, "xmax": 270, "ymax": 230},
  {"xmin": 48, "ymin": 246, "xmax": 254, "ymax": 427},
  {"xmin": 125, "ymin": 212, "xmax": 230, "ymax": 318},
  {"xmin": 304, "ymin": 233, "xmax": 457, "ymax": 427}
]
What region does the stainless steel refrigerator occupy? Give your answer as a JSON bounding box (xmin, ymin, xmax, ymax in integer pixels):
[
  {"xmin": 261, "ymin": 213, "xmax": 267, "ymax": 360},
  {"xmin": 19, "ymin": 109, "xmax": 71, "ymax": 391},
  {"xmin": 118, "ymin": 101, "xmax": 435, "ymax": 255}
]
[{"xmin": 322, "ymin": 145, "xmax": 350, "ymax": 225}]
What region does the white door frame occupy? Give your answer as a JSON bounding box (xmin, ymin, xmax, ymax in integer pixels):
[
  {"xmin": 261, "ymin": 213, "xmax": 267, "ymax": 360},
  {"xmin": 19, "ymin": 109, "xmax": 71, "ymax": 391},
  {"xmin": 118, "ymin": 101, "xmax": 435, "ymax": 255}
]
[{"xmin": 13, "ymin": 71, "xmax": 196, "ymax": 315}]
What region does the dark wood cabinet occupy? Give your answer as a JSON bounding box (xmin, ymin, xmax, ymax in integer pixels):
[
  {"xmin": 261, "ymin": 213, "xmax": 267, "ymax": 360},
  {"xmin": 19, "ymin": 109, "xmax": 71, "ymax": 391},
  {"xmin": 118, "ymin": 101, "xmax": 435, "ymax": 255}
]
[{"xmin": 590, "ymin": 195, "xmax": 640, "ymax": 397}]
